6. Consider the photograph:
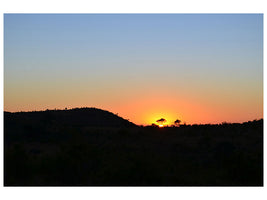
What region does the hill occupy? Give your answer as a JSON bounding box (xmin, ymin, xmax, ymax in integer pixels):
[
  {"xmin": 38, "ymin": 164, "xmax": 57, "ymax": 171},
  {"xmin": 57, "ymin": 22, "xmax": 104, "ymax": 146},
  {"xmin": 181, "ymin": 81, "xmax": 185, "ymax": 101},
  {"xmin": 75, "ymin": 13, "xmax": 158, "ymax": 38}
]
[
  {"xmin": 4, "ymin": 108, "xmax": 263, "ymax": 186},
  {"xmin": 5, "ymin": 107, "xmax": 136, "ymax": 129}
]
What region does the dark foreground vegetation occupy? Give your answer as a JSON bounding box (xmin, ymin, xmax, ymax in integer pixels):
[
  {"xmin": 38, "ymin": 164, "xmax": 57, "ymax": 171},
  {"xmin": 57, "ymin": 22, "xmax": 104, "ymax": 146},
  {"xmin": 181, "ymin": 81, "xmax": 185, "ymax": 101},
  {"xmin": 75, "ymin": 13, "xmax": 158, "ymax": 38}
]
[{"xmin": 4, "ymin": 108, "xmax": 263, "ymax": 186}]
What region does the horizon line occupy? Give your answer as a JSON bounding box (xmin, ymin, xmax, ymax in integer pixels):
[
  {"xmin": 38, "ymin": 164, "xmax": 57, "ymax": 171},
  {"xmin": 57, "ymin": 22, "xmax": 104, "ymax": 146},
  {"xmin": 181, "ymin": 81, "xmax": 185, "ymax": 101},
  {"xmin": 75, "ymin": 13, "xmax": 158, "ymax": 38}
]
[{"xmin": 4, "ymin": 106, "xmax": 263, "ymax": 126}]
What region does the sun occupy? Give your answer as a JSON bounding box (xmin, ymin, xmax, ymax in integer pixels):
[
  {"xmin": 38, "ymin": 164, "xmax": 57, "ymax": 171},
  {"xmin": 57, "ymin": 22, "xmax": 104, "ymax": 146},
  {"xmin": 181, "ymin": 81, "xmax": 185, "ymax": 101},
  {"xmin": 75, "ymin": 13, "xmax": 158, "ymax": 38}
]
[{"xmin": 158, "ymin": 124, "xmax": 164, "ymax": 128}]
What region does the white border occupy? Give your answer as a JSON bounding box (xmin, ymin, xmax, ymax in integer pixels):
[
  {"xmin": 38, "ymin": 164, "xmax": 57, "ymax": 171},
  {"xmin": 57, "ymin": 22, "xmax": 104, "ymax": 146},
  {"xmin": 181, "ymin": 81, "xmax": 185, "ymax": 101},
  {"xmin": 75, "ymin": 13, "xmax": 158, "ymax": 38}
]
[
  {"xmin": 0, "ymin": 0, "xmax": 266, "ymax": 13},
  {"xmin": 1, "ymin": 1, "xmax": 266, "ymax": 200}
]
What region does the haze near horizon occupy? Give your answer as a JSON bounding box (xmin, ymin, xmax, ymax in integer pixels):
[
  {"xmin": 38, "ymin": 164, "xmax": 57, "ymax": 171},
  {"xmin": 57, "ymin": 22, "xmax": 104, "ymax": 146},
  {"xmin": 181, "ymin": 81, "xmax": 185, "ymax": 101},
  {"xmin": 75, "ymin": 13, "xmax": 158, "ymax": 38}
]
[{"xmin": 4, "ymin": 14, "xmax": 263, "ymax": 125}]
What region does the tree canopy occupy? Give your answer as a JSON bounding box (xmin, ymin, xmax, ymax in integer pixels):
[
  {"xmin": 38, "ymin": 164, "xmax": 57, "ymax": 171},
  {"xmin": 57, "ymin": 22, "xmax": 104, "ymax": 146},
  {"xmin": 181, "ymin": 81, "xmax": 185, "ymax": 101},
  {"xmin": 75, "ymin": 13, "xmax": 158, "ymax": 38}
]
[{"xmin": 156, "ymin": 118, "xmax": 167, "ymax": 125}]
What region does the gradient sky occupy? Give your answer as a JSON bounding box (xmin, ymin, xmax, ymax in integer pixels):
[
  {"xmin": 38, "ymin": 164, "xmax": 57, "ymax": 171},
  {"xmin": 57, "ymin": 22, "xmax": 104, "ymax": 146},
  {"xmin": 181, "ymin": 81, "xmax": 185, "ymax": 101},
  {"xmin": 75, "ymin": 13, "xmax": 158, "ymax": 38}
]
[{"xmin": 4, "ymin": 14, "xmax": 263, "ymax": 125}]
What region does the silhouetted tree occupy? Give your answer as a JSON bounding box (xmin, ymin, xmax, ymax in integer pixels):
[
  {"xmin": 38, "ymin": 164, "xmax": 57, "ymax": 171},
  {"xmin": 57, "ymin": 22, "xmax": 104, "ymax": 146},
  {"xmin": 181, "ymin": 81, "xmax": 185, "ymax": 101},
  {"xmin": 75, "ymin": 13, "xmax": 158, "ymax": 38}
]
[
  {"xmin": 156, "ymin": 118, "xmax": 166, "ymax": 126},
  {"xmin": 174, "ymin": 119, "xmax": 181, "ymax": 127}
]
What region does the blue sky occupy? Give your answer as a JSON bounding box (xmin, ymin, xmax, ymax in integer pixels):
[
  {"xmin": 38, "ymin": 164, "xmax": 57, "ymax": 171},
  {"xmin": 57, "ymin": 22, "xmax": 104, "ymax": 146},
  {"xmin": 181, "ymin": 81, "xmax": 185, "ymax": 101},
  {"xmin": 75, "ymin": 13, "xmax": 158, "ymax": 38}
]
[{"xmin": 4, "ymin": 14, "xmax": 263, "ymax": 124}]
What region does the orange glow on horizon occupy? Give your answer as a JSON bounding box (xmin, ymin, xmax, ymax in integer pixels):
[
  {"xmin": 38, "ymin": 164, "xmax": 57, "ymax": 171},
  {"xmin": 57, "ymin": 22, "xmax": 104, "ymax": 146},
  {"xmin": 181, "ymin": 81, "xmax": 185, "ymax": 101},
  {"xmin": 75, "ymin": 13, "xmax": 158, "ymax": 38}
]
[
  {"xmin": 110, "ymin": 93, "xmax": 261, "ymax": 125},
  {"xmin": 4, "ymin": 14, "xmax": 263, "ymax": 127},
  {"xmin": 106, "ymin": 93, "xmax": 211, "ymax": 126},
  {"xmin": 4, "ymin": 90, "xmax": 263, "ymax": 126}
]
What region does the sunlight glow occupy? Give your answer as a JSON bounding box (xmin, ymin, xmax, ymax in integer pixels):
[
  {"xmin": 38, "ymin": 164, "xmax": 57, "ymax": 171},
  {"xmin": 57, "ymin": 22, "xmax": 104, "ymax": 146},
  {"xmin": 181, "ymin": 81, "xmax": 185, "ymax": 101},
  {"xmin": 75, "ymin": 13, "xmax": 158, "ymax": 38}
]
[
  {"xmin": 4, "ymin": 15, "xmax": 263, "ymax": 125},
  {"xmin": 159, "ymin": 124, "xmax": 164, "ymax": 128}
]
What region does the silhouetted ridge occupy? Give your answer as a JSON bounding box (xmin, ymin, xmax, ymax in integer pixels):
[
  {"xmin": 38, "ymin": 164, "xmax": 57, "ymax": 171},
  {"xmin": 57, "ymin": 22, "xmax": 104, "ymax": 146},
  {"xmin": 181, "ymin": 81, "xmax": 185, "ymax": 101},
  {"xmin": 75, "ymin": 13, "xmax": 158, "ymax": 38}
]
[
  {"xmin": 4, "ymin": 107, "xmax": 136, "ymax": 128},
  {"xmin": 4, "ymin": 109, "xmax": 263, "ymax": 186}
]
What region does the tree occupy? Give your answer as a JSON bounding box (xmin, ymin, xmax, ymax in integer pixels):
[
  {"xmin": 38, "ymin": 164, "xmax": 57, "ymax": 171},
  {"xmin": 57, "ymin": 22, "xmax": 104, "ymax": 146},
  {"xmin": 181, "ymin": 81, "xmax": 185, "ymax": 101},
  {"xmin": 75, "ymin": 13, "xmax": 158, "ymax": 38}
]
[
  {"xmin": 174, "ymin": 119, "xmax": 181, "ymax": 127},
  {"xmin": 156, "ymin": 118, "xmax": 167, "ymax": 126}
]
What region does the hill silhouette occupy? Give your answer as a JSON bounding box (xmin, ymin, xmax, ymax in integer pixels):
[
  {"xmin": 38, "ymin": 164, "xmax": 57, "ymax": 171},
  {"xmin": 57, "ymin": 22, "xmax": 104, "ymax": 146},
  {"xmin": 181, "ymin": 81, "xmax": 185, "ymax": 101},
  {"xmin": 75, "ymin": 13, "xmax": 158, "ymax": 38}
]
[
  {"xmin": 4, "ymin": 107, "xmax": 263, "ymax": 186},
  {"xmin": 4, "ymin": 107, "xmax": 136, "ymax": 128}
]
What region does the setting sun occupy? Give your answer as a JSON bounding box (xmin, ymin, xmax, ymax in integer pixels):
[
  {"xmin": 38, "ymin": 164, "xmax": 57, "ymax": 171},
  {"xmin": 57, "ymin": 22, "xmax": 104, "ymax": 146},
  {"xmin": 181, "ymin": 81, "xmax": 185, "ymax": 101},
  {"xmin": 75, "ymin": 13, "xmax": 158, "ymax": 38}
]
[{"xmin": 3, "ymin": 13, "xmax": 263, "ymax": 187}]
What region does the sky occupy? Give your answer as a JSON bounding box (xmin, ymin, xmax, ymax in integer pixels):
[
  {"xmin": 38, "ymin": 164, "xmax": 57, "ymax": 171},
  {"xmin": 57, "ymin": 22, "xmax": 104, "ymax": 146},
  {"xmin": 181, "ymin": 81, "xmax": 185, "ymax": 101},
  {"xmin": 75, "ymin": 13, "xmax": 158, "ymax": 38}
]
[{"xmin": 4, "ymin": 14, "xmax": 263, "ymax": 125}]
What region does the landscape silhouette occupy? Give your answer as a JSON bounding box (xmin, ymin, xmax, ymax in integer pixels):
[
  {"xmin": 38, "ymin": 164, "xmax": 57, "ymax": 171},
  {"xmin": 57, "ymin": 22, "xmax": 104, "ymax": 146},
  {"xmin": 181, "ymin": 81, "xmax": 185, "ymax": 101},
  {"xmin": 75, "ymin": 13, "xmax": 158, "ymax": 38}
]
[{"xmin": 4, "ymin": 107, "xmax": 263, "ymax": 186}]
